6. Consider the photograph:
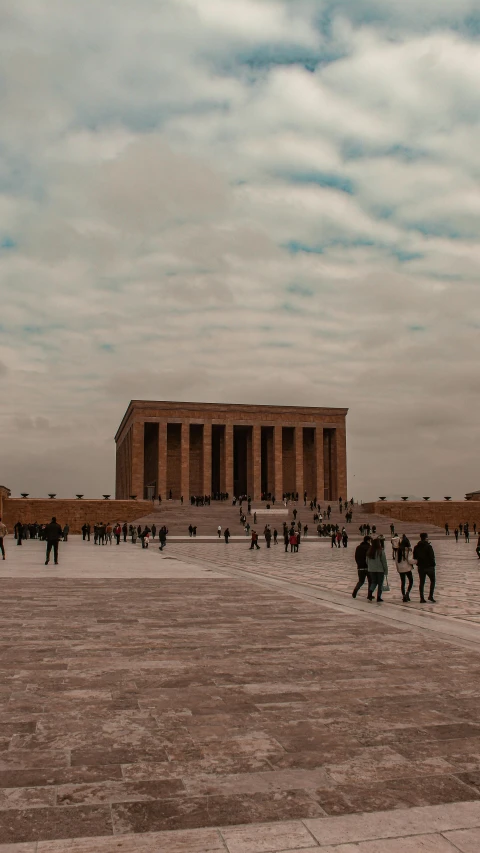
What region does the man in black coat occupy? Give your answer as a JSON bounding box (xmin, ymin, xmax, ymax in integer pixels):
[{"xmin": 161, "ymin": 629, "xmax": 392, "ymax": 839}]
[
  {"xmin": 45, "ymin": 517, "xmax": 63, "ymax": 565},
  {"xmin": 352, "ymin": 536, "xmax": 371, "ymax": 598},
  {"xmin": 413, "ymin": 533, "xmax": 436, "ymax": 603}
]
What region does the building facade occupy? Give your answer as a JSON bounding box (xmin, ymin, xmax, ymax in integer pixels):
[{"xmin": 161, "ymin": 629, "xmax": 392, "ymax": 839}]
[{"xmin": 115, "ymin": 401, "xmax": 348, "ymax": 502}]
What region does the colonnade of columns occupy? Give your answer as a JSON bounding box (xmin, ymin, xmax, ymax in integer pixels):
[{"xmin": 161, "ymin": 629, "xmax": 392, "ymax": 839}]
[{"xmin": 124, "ymin": 420, "xmax": 347, "ymax": 503}]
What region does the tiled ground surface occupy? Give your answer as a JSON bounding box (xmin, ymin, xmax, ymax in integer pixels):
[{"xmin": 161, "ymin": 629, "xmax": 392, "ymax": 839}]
[
  {"xmin": 1, "ymin": 537, "xmax": 480, "ymax": 848},
  {"xmin": 169, "ymin": 537, "xmax": 480, "ymax": 622}
]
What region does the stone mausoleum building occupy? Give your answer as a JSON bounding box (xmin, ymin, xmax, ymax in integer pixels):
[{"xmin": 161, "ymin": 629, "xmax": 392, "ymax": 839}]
[{"xmin": 115, "ymin": 401, "xmax": 348, "ymax": 502}]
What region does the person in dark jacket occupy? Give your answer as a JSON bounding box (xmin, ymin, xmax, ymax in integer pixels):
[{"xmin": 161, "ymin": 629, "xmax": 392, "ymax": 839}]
[
  {"xmin": 45, "ymin": 517, "xmax": 63, "ymax": 565},
  {"xmin": 413, "ymin": 533, "xmax": 436, "ymax": 603},
  {"xmin": 352, "ymin": 536, "xmax": 371, "ymax": 598}
]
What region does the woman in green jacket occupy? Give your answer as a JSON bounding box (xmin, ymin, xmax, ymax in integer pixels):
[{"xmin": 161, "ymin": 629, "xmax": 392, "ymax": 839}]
[{"xmin": 366, "ymin": 538, "xmax": 388, "ymax": 602}]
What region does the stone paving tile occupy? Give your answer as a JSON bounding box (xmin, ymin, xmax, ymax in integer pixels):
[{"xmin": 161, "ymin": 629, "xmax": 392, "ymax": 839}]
[
  {"xmin": 111, "ymin": 790, "xmax": 325, "ymax": 834},
  {"xmin": 36, "ymin": 826, "xmax": 225, "ymax": 851},
  {"xmin": 220, "ymin": 820, "xmax": 317, "ymax": 853},
  {"xmin": 0, "ymin": 804, "xmax": 113, "ymax": 844},
  {"xmin": 0, "ymin": 845, "xmax": 37, "ymax": 853},
  {"xmin": 319, "ymin": 837, "xmax": 458, "ymax": 852},
  {"xmin": 443, "ymin": 826, "xmax": 480, "ymax": 851}
]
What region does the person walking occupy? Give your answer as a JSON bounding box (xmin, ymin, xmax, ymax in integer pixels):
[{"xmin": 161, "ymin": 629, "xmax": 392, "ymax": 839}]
[
  {"xmin": 454, "ymin": 528, "xmax": 459, "ymax": 542},
  {"xmin": 159, "ymin": 526, "xmax": 168, "ymax": 551},
  {"xmin": 413, "ymin": 533, "xmax": 436, "ymax": 603},
  {"xmin": 63, "ymin": 524, "xmax": 69, "ymax": 542},
  {"xmin": 352, "ymin": 535, "xmax": 371, "ymax": 598},
  {"xmin": 273, "ymin": 528, "xmax": 278, "ymax": 545},
  {"xmin": 114, "ymin": 523, "xmax": 121, "ymax": 545},
  {"xmin": 476, "ymin": 533, "xmax": 480, "ymax": 560},
  {"xmin": 0, "ymin": 518, "xmax": 7, "ymax": 560},
  {"xmin": 366, "ymin": 538, "xmax": 388, "ymax": 602},
  {"xmin": 395, "ymin": 536, "xmax": 414, "ymax": 602},
  {"xmin": 445, "ymin": 523, "xmax": 449, "ymax": 536},
  {"xmin": 249, "ymin": 530, "xmax": 260, "ymax": 550},
  {"xmin": 224, "ymin": 528, "xmax": 230, "ymax": 543},
  {"xmin": 44, "ymin": 517, "xmax": 63, "ymax": 565},
  {"xmin": 81, "ymin": 523, "xmax": 88, "ymax": 541},
  {"xmin": 342, "ymin": 530, "xmax": 348, "ymax": 548},
  {"xmin": 465, "ymin": 525, "xmax": 470, "ymax": 543},
  {"xmin": 122, "ymin": 522, "xmax": 127, "ymax": 542},
  {"xmin": 284, "ymin": 529, "xmax": 289, "ymax": 552},
  {"xmin": 265, "ymin": 527, "xmax": 272, "ymax": 548},
  {"xmin": 217, "ymin": 525, "xmax": 222, "ymax": 539},
  {"xmin": 151, "ymin": 524, "xmax": 157, "ymax": 540}
]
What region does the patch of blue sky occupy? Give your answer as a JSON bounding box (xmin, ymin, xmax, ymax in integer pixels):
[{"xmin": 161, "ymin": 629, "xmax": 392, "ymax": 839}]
[
  {"xmin": 219, "ymin": 44, "xmax": 321, "ymax": 75},
  {"xmin": 287, "ymin": 282, "xmax": 314, "ymax": 297},
  {"xmin": 409, "ymin": 325, "xmax": 426, "ymax": 332},
  {"xmin": 99, "ymin": 343, "xmax": 115, "ymax": 352},
  {"xmin": 408, "ymin": 221, "xmax": 469, "ymax": 240},
  {"xmin": 284, "ymin": 236, "xmax": 379, "ymax": 254},
  {"xmin": 282, "ymin": 171, "xmax": 355, "ymax": 194},
  {"xmin": 341, "ymin": 141, "xmax": 426, "ymax": 163},
  {"xmin": 259, "ymin": 340, "xmax": 294, "ymax": 348},
  {"xmin": 456, "ymin": 13, "xmax": 480, "ymax": 37},
  {"xmin": 284, "ymin": 240, "xmax": 323, "ymax": 255},
  {"xmin": 1, "ymin": 236, "xmax": 16, "ymax": 250},
  {"xmin": 392, "ymin": 250, "xmax": 424, "ymax": 262}
]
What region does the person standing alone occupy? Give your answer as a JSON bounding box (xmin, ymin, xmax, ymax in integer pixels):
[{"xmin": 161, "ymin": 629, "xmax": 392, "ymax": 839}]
[
  {"xmin": 45, "ymin": 517, "xmax": 63, "ymax": 565},
  {"xmin": 413, "ymin": 533, "xmax": 436, "ymax": 603}
]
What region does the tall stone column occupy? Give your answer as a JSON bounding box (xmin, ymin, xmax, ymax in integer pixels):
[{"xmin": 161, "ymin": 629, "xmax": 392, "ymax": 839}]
[
  {"xmin": 274, "ymin": 425, "xmax": 283, "ymax": 500},
  {"xmin": 225, "ymin": 423, "xmax": 234, "ymax": 497},
  {"xmin": 181, "ymin": 422, "xmax": 190, "ymax": 499},
  {"xmin": 335, "ymin": 425, "xmax": 348, "ymax": 501},
  {"xmin": 252, "ymin": 424, "xmax": 261, "ymax": 500},
  {"xmin": 316, "ymin": 426, "xmax": 325, "ymax": 504},
  {"xmin": 203, "ymin": 422, "xmax": 212, "ymax": 496},
  {"xmin": 295, "ymin": 426, "xmax": 304, "ymax": 498},
  {"xmin": 131, "ymin": 421, "xmax": 144, "ymax": 499},
  {"xmin": 157, "ymin": 422, "xmax": 167, "ymax": 500}
]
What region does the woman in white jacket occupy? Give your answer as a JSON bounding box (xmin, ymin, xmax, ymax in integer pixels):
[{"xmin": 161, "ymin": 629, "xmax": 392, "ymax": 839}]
[{"xmin": 395, "ymin": 534, "xmax": 414, "ymax": 602}]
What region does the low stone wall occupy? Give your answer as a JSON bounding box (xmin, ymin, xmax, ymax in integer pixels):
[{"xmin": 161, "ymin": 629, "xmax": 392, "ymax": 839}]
[
  {"xmin": 2, "ymin": 498, "xmax": 152, "ymax": 534},
  {"xmin": 363, "ymin": 501, "xmax": 480, "ymax": 528}
]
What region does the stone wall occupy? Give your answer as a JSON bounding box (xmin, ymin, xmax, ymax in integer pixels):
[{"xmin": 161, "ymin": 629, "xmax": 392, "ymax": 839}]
[
  {"xmin": 3, "ymin": 499, "xmax": 152, "ymax": 534},
  {"xmin": 363, "ymin": 501, "xmax": 480, "ymax": 528}
]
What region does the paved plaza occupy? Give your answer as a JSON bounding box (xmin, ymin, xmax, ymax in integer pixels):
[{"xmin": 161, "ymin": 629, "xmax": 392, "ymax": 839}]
[{"xmin": 1, "ymin": 532, "xmax": 480, "ymax": 850}]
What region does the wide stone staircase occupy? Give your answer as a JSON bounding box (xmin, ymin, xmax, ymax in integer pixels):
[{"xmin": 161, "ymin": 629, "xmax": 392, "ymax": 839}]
[{"xmin": 129, "ymin": 499, "xmax": 445, "ymax": 540}]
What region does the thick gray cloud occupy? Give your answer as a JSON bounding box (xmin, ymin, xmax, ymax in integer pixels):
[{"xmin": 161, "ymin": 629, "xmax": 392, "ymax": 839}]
[{"xmin": 0, "ymin": 0, "xmax": 479, "ymax": 499}]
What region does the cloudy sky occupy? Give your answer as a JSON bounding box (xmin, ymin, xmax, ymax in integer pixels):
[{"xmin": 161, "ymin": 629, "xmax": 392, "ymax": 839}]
[{"xmin": 1, "ymin": 0, "xmax": 479, "ymax": 500}]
